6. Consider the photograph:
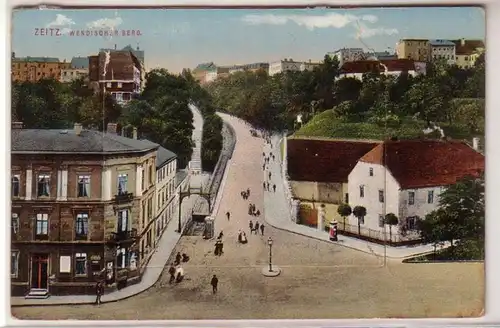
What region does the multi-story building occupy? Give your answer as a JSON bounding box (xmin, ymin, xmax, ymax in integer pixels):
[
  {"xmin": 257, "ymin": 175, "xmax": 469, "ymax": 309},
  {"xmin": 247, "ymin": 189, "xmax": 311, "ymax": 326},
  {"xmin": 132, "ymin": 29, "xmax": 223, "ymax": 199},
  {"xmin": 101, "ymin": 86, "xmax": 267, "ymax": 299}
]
[
  {"xmin": 70, "ymin": 57, "xmax": 89, "ymax": 70},
  {"xmin": 205, "ymin": 67, "xmax": 230, "ymax": 83},
  {"xmin": 268, "ymin": 59, "xmax": 303, "ymax": 76},
  {"xmin": 338, "ymin": 59, "xmax": 425, "ymax": 80},
  {"xmin": 192, "ymin": 62, "xmax": 217, "ymax": 84},
  {"xmin": 347, "ymin": 139, "xmax": 484, "ymax": 234},
  {"xmin": 299, "ymin": 60, "xmax": 321, "ymax": 72},
  {"xmin": 453, "ymin": 38, "xmax": 485, "ymax": 68},
  {"xmin": 60, "ymin": 68, "xmax": 88, "ymax": 83},
  {"xmin": 11, "ymin": 53, "xmax": 71, "ymax": 82},
  {"xmin": 101, "ymin": 45, "xmax": 145, "ymax": 67},
  {"xmin": 327, "ymin": 48, "xmax": 365, "ymax": 66},
  {"xmin": 10, "ymin": 121, "xmax": 176, "ymax": 297},
  {"xmin": 88, "ymin": 51, "xmax": 143, "ymax": 105},
  {"xmin": 228, "ymin": 63, "xmax": 270, "ymax": 75},
  {"xmin": 429, "ymin": 39, "xmax": 456, "ymax": 65},
  {"xmin": 395, "ymin": 39, "xmax": 430, "ymax": 61}
]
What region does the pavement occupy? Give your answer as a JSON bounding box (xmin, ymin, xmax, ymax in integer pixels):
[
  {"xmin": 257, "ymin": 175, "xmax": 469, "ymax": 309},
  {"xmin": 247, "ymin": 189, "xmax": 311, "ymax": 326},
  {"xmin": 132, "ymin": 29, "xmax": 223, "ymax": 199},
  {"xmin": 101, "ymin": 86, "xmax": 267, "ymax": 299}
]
[{"xmin": 262, "ymin": 133, "xmax": 450, "ymax": 259}]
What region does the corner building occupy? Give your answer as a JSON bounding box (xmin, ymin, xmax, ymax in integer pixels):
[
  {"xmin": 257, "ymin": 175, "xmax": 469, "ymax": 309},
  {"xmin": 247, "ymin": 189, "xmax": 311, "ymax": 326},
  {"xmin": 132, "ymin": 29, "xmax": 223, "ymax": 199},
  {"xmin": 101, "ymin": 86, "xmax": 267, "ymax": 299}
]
[{"xmin": 10, "ymin": 122, "xmax": 169, "ymax": 297}]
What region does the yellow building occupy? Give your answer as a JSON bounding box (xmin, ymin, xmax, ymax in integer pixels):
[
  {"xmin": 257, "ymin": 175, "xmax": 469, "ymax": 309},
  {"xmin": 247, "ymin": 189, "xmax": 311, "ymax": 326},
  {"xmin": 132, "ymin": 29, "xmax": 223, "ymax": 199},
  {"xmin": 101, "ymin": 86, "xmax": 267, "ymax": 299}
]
[
  {"xmin": 11, "ymin": 53, "xmax": 71, "ymax": 82},
  {"xmin": 396, "ymin": 39, "xmax": 430, "ymax": 61},
  {"xmin": 453, "ymin": 39, "xmax": 485, "ymax": 68}
]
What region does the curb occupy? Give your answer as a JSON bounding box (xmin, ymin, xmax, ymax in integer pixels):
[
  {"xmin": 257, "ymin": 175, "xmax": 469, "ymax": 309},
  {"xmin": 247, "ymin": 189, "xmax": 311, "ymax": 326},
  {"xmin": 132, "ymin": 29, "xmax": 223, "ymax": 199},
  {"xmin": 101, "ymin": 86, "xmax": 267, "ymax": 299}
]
[{"xmin": 211, "ymin": 159, "xmax": 232, "ymax": 218}]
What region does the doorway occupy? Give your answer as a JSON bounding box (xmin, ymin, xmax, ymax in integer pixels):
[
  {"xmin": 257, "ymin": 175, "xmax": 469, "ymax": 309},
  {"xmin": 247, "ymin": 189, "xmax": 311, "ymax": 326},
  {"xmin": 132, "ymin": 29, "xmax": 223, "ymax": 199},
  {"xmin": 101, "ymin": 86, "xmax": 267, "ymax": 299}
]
[{"xmin": 31, "ymin": 254, "xmax": 49, "ymax": 290}]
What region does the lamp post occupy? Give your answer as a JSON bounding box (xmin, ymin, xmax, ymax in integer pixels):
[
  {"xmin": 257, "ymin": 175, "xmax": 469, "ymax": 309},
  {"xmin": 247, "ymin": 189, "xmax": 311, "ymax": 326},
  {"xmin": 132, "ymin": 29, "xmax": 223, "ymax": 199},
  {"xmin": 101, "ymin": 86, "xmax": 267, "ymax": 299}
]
[{"xmin": 267, "ymin": 237, "xmax": 273, "ymax": 272}]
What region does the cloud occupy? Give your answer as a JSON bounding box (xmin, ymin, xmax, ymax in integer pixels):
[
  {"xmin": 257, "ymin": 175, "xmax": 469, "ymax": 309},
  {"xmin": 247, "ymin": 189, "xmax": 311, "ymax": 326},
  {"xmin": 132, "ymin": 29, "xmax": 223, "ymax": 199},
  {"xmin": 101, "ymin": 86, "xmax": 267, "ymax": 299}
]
[
  {"xmin": 355, "ymin": 22, "xmax": 399, "ymax": 38},
  {"xmin": 86, "ymin": 17, "xmax": 123, "ymax": 29},
  {"xmin": 46, "ymin": 14, "xmax": 75, "ymax": 28}
]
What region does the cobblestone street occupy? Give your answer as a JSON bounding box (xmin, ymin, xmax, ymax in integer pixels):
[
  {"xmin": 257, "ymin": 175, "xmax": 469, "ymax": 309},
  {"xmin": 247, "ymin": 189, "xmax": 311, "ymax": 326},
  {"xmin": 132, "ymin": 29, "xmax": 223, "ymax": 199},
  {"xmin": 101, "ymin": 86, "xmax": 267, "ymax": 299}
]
[{"xmin": 12, "ymin": 115, "xmax": 484, "ymax": 320}]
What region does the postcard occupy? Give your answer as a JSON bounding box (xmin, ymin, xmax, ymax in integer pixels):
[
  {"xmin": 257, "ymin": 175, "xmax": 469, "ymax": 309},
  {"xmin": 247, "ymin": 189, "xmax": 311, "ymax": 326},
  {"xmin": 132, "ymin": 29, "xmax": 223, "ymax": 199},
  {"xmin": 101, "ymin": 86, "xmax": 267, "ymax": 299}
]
[{"xmin": 9, "ymin": 5, "xmax": 485, "ymax": 320}]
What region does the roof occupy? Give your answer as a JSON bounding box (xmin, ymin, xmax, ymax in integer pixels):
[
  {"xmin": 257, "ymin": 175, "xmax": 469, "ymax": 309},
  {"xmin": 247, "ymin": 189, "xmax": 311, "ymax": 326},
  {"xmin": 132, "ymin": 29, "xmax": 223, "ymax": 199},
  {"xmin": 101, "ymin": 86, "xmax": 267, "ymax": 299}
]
[
  {"xmin": 70, "ymin": 57, "xmax": 89, "ymax": 69},
  {"xmin": 12, "ymin": 129, "xmax": 159, "ymax": 154},
  {"xmin": 429, "ymin": 39, "xmax": 456, "ymax": 46},
  {"xmin": 98, "ymin": 51, "xmax": 140, "ymax": 80},
  {"xmin": 156, "ymin": 146, "xmax": 177, "ymax": 168},
  {"xmin": 340, "ymin": 59, "xmax": 416, "ymax": 74},
  {"xmin": 399, "ymin": 38, "xmax": 429, "ymax": 42},
  {"xmin": 194, "ymin": 62, "xmax": 216, "ymax": 71},
  {"xmin": 453, "ymin": 39, "xmax": 485, "ymax": 55},
  {"xmin": 175, "ymin": 170, "xmax": 189, "ymax": 189},
  {"xmin": 287, "ymin": 139, "xmax": 379, "ymax": 183},
  {"xmin": 13, "ymin": 57, "xmax": 61, "ymax": 63},
  {"xmin": 359, "ymin": 139, "xmax": 485, "ymax": 189}
]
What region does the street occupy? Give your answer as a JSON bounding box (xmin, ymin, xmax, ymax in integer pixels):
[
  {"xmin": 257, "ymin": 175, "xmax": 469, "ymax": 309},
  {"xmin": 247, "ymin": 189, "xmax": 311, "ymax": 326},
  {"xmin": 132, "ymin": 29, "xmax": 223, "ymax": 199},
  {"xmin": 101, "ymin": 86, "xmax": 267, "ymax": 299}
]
[{"xmin": 12, "ymin": 114, "xmax": 484, "ymax": 319}]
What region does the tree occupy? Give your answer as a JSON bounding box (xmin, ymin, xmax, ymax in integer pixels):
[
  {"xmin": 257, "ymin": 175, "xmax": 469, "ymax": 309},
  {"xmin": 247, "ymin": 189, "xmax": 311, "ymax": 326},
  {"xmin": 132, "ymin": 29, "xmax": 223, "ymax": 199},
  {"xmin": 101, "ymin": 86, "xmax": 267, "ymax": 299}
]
[
  {"xmin": 337, "ymin": 203, "xmax": 352, "ymax": 230},
  {"xmin": 384, "ymin": 213, "xmax": 399, "ymax": 242},
  {"xmin": 352, "ymin": 206, "xmax": 367, "ymax": 235}
]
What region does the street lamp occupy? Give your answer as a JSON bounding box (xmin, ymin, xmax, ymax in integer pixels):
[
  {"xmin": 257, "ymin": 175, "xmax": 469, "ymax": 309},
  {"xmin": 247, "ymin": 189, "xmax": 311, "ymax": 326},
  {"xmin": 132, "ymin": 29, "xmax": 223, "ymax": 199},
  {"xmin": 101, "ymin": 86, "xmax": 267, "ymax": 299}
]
[{"xmin": 267, "ymin": 237, "xmax": 273, "ymax": 272}]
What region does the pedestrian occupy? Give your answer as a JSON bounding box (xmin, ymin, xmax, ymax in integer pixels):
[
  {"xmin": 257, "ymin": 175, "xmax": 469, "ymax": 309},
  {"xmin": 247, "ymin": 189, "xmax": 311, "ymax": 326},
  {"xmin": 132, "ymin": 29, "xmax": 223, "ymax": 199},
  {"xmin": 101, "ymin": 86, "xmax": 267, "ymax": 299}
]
[
  {"xmin": 267, "ymin": 182, "xmax": 270, "ymax": 191},
  {"xmin": 256, "ymin": 209, "xmax": 260, "ymax": 217},
  {"xmin": 273, "ymin": 154, "xmax": 275, "ymax": 161},
  {"xmin": 273, "ymin": 184, "xmax": 276, "ymax": 192},
  {"xmin": 168, "ymin": 264, "xmax": 176, "ymax": 284},
  {"xmin": 218, "ymin": 230, "xmax": 224, "ymax": 239},
  {"xmin": 211, "ymin": 275, "xmax": 219, "ymax": 294},
  {"xmin": 247, "ymin": 188, "xmax": 250, "ymax": 197},
  {"xmin": 226, "ymin": 211, "xmax": 230, "ymax": 221},
  {"xmin": 95, "ymin": 281, "xmax": 104, "ymax": 305},
  {"xmin": 268, "ymin": 172, "xmax": 272, "ymax": 179},
  {"xmin": 263, "ymin": 181, "xmax": 266, "ymax": 190},
  {"xmin": 255, "ymin": 222, "xmax": 260, "ymax": 234},
  {"xmin": 260, "ymin": 224, "xmax": 265, "ymax": 235},
  {"xmin": 262, "ymin": 152, "xmax": 265, "ymax": 157},
  {"xmin": 249, "ymin": 220, "xmax": 254, "ymax": 233},
  {"xmin": 263, "ymin": 163, "xmax": 265, "ymax": 171},
  {"xmin": 175, "ymin": 252, "xmax": 182, "ymax": 265}
]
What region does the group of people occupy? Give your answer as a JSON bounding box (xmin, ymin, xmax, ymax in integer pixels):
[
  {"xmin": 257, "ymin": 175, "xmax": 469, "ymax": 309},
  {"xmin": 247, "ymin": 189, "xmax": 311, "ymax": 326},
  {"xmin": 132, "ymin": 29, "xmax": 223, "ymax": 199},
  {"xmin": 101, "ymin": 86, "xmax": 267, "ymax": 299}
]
[
  {"xmin": 168, "ymin": 252, "xmax": 190, "ymax": 284},
  {"xmin": 263, "ymin": 181, "xmax": 276, "ymax": 192},
  {"xmin": 214, "ymin": 232, "xmax": 224, "ymax": 256},
  {"xmin": 248, "ymin": 203, "xmax": 261, "ymax": 216},
  {"xmin": 249, "ymin": 220, "xmax": 265, "ymax": 235},
  {"xmin": 237, "ymin": 229, "xmax": 248, "ymax": 244},
  {"xmin": 240, "ymin": 188, "xmax": 251, "ymax": 200}
]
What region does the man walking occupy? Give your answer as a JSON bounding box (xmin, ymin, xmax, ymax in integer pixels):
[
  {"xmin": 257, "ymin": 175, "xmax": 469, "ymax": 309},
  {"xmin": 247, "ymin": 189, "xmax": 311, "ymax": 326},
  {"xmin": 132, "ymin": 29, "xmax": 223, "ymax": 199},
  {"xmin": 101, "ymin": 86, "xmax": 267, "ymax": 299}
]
[
  {"xmin": 273, "ymin": 184, "xmax": 276, "ymax": 192},
  {"xmin": 268, "ymin": 172, "xmax": 272, "ymax": 180},
  {"xmin": 249, "ymin": 220, "xmax": 254, "ymax": 233},
  {"xmin": 226, "ymin": 211, "xmax": 230, "ymax": 221},
  {"xmin": 95, "ymin": 281, "xmax": 104, "ymax": 305},
  {"xmin": 211, "ymin": 275, "xmax": 219, "ymax": 294},
  {"xmin": 168, "ymin": 264, "xmax": 176, "ymax": 284},
  {"xmin": 255, "ymin": 221, "xmax": 260, "ymax": 235},
  {"xmin": 260, "ymin": 224, "xmax": 265, "ymax": 235}
]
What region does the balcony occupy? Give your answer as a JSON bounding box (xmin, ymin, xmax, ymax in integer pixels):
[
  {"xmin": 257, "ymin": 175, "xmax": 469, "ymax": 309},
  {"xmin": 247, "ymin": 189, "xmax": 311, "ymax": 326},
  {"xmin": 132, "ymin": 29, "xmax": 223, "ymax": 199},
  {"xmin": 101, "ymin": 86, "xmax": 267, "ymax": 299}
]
[
  {"xmin": 106, "ymin": 228, "xmax": 138, "ymax": 245},
  {"xmin": 113, "ymin": 192, "xmax": 134, "ymax": 204}
]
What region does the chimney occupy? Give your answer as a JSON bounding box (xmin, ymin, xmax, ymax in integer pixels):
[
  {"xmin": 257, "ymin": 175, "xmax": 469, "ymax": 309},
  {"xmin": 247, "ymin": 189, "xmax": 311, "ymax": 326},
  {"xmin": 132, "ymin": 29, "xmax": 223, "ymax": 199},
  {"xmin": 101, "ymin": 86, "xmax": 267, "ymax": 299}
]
[
  {"xmin": 107, "ymin": 123, "xmax": 118, "ymax": 134},
  {"xmin": 132, "ymin": 127, "xmax": 138, "ymax": 140},
  {"xmin": 472, "ymin": 137, "xmax": 480, "ymax": 150},
  {"xmin": 461, "ymin": 38, "xmax": 465, "ymax": 46},
  {"xmin": 74, "ymin": 123, "xmax": 82, "ymax": 136},
  {"xmin": 12, "ymin": 122, "xmax": 23, "ymax": 129}
]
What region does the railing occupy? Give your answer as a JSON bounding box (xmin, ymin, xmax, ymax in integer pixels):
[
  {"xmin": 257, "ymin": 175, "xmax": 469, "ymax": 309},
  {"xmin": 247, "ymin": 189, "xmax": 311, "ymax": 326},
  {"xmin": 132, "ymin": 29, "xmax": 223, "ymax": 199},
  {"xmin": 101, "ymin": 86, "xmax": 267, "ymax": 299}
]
[
  {"xmin": 113, "ymin": 192, "xmax": 134, "ymax": 203},
  {"xmin": 107, "ymin": 228, "xmax": 138, "ymax": 244},
  {"xmin": 336, "ymin": 221, "xmax": 420, "ymax": 243}
]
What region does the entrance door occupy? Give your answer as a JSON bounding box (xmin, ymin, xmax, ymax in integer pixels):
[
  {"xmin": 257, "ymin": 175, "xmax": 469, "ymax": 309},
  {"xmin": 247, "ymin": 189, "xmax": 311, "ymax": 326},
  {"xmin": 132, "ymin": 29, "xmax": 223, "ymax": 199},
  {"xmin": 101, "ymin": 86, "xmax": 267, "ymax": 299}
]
[{"xmin": 31, "ymin": 254, "xmax": 49, "ymax": 289}]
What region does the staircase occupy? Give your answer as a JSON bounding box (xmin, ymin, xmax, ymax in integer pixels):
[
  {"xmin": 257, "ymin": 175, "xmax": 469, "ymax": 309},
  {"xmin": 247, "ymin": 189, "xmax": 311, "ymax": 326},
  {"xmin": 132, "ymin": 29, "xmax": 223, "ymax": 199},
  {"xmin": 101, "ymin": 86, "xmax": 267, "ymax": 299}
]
[{"xmin": 25, "ymin": 288, "xmax": 50, "ymax": 299}]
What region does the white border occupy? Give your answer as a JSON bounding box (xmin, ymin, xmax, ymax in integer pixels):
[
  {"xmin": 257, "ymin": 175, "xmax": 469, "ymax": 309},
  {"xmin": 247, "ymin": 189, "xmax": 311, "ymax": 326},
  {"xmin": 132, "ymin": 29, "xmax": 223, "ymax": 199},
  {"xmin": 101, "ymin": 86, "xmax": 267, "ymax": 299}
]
[{"xmin": 3, "ymin": 0, "xmax": 499, "ymax": 327}]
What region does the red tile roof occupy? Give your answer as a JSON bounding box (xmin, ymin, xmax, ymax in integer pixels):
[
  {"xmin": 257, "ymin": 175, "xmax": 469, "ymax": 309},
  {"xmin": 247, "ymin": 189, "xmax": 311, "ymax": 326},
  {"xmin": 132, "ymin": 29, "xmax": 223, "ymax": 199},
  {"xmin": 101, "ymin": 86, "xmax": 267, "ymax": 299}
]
[
  {"xmin": 98, "ymin": 51, "xmax": 141, "ymax": 81},
  {"xmin": 360, "ymin": 139, "xmax": 484, "ymax": 189},
  {"xmin": 453, "ymin": 39, "xmax": 485, "ymax": 55},
  {"xmin": 340, "ymin": 59, "xmax": 416, "ymax": 74},
  {"xmin": 287, "ymin": 139, "xmax": 379, "ymax": 183}
]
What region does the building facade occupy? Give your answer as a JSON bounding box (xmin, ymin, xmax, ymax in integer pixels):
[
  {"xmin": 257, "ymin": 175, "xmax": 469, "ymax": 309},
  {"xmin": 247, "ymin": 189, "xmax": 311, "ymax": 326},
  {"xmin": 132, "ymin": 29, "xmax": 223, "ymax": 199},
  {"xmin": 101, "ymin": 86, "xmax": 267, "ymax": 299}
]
[
  {"xmin": 11, "ymin": 53, "xmax": 71, "ymax": 82},
  {"xmin": 337, "ymin": 59, "xmax": 424, "ymax": 80},
  {"xmin": 10, "ymin": 122, "xmax": 178, "ymax": 297},
  {"xmin": 60, "ymin": 68, "xmax": 89, "ymax": 83},
  {"xmin": 300, "ymin": 61, "xmax": 321, "ymax": 72},
  {"xmin": 429, "ymin": 39, "xmax": 456, "ymax": 65},
  {"xmin": 205, "ymin": 67, "xmax": 230, "ymax": 83},
  {"xmin": 268, "ymin": 59, "xmax": 303, "ymax": 76},
  {"xmin": 88, "ymin": 51, "xmax": 143, "ymax": 105},
  {"xmin": 453, "ymin": 39, "xmax": 485, "ymax": 68},
  {"xmin": 327, "ymin": 48, "xmax": 365, "ymax": 66},
  {"xmin": 347, "ymin": 140, "xmax": 484, "ymax": 238},
  {"xmin": 192, "ymin": 62, "xmax": 217, "ymax": 84},
  {"xmin": 395, "ymin": 39, "xmax": 430, "ymax": 61}
]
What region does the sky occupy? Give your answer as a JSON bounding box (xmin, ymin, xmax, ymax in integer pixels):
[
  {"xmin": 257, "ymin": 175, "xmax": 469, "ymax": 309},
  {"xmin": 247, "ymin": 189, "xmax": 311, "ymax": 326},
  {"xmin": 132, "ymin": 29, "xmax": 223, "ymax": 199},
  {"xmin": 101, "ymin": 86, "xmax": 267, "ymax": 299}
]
[{"xmin": 11, "ymin": 7, "xmax": 485, "ymax": 73}]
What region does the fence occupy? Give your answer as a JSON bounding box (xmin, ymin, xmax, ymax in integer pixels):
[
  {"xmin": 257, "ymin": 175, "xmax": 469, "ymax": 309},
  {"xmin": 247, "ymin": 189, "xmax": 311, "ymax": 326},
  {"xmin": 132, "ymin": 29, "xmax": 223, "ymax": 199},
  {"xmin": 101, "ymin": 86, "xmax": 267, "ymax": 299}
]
[
  {"xmin": 279, "ymin": 132, "xmax": 298, "ymax": 223},
  {"xmin": 336, "ymin": 221, "xmax": 421, "ymax": 244}
]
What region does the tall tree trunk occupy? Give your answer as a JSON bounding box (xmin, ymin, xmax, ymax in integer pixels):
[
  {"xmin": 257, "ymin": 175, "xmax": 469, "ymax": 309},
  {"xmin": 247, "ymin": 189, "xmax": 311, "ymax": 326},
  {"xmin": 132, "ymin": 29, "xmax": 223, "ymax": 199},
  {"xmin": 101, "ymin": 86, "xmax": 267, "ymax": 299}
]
[
  {"xmin": 357, "ymin": 217, "xmax": 361, "ymax": 235},
  {"xmin": 389, "ymin": 226, "xmax": 392, "ymax": 243}
]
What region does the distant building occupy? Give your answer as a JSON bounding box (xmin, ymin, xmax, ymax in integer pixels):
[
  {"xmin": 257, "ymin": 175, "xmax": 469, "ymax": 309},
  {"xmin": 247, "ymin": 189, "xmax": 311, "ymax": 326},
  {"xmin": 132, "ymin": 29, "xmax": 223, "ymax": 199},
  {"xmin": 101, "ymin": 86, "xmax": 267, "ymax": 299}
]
[
  {"xmin": 338, "ymin": 59, "xmax": 425, "ymax": 80},
  {"xmin": 70, "ymin": 57, "xmax": 89, "ymax": 69},
  {"xmin": 205, "ymin": 66, "xmax": 230, "ymax": 83},
  {"xmin": 366, "ymin": 51, "xmax": 397, "ymax": 61},
  {"xmin": 429, "ymin": 39, "xmax": 456, "ymax": 65},
  {"xmin": 452, "ymin": 38, "xmax": 485, "ymax": 68},
  {"xmin": 395, "ymin": 39, "xmax": 430, "ymax": 61},
  {"xmin": 100, "ymin": 45, "xmax": 145, "ymax": 66},
  {"xmin": 60, "ymin": 68, "xmax": 88, "ymax": 83},
  {"xmin": 327, "ymin": 48, "xmax": 365, "ymax": 66},
  {"xmin": 11, "ymin": 53, "xmax": 71, "ymax": 82},
  {"xmin": 88, "ymin": 51, "xmax": 143, "ymax": 104},
  {"xmin": 192, "ymin": 62, "xmax": 217, "ymax": 84},
  {"xmin": 268, "ymin": 58, "xmax": 303, "ymax": 76},
  {"xmin": 300, "ymin": 60, "xmax": 321, "ymax": 72},
  {"xmin": 227, "ymin": 62, "xmax": 269, "ymax": 75}
]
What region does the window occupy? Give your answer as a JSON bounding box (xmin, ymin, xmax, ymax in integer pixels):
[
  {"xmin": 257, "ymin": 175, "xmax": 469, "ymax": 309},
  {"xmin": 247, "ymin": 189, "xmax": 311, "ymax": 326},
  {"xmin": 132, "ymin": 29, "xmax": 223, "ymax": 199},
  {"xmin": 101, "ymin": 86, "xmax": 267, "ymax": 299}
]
[
  {"xmin": 75, "ymin": 213, "xmax": 89, "ymax": 239},
  {"xmin": 11, "ymin": 213, "xmax": 19, "ymax": 235},
  {"xmin": 118, "ymin": 209, "xmax": 129, "ymax": 232},
  {"xmin": 106, "ymin": 82, "xmax": 111, "ymax": 88},
  {"xmin": 408, "ymin": 191, "xmax": 415, "ymax": 205},
  {"xmin": 118, "ymin": 174, "xmax": 128, "ymax": 195},
  {"xmin": 378, "ymin": 215, "xmax": 385, "ymax": 228},
  {"xmin": 427, "ymin": 190, "xmax": 434, "ymax": 204},
  {"xmin": 378, "ymin": 190, "xmax": 384, "ymax": 203},
  {"xmin": 149, "ymin": 165, "xmax": 153, "ymax": 185},
  {"xmin": 359, "ymin": 185, "xmax": 364, "ymax": 198},
  {"xmin": 75, "ymin": 253, "xmax": 87, "ymax": 276},
  {"xmin": 369, "ymin": 168, "xmax": 373, "ymax": 177},
  {"xmin": 141, "ymin": 168, "xmax": 145, "ymax": 191},
  {"xmin": 77, "ymin": 175, "xmax": 90, "ymax": 197},
  {"xmin": 406, "ymin": 216, "xmax": 417, "ymax": 230},
  {"xmin": 345, "ymin": 193, "xmax": 349, "ymax": 204},
  {"xmin": 148, "ymin": 198, "xmax": 152, "ymax": 219},
  {"xmin": 118, "ymin": 82, "xmax": 122, "ymax": 88},
  {"xmin": 116, "ymin": 248, "xmax": 129, "ymax": 269},
  {"xmin": 158, "ymin": 194, "xmax": 161, "ymax": 209},
  {"xmin": 12, "ymin": 175, "xmax": 20, "ymax": 197},
  {"xmin": 37, "ymin": 174, "xmax": 50, "ymax": 197},
  {"xmin": 11, "ymin": 251, "xmax": 19, "ymax": 277},
  {"xmin": 35, "ymin": 213, "xmax": 49, "ymax": 237}
]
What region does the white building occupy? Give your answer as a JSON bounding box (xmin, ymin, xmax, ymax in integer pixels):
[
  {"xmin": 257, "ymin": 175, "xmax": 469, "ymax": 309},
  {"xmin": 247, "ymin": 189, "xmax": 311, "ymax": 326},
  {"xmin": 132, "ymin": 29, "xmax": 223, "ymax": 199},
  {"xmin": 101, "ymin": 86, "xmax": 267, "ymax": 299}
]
[
  {"xmin": 347, "ymin": 140, "xmax": 484, "ymax": 237},
  {"xmin": 153, "ymin": 147, "xmax": 178, "ymax": 246},
  {"xmin": 60, "ymin": 68, "xmax": 88, "ymax": 83},
  {"xmin": 300, "ymin": 61, "xmax": 321, "ymax": 72},
  {"xmin": 337, "ymin": 59, "xmax": 425, "ymax": 81},
  {"xmin": 328, "ymin": 48, "xmax": 365, "ymax": 66},
  {"xmin": 268, "ymin": 59, "xmax": 303, "ymax": 76},
  {"xmin": 429, "ymin": 39, "xmax": 456, "ymax": 65}
]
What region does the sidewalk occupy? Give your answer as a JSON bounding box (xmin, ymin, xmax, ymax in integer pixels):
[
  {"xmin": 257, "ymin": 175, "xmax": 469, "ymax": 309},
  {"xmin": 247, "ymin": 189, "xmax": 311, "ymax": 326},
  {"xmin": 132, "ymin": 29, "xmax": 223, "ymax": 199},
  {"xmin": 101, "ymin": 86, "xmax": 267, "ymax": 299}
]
[{"xmin": 263, "ymin": 135, "xmax": 448, "ymax": 260}]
